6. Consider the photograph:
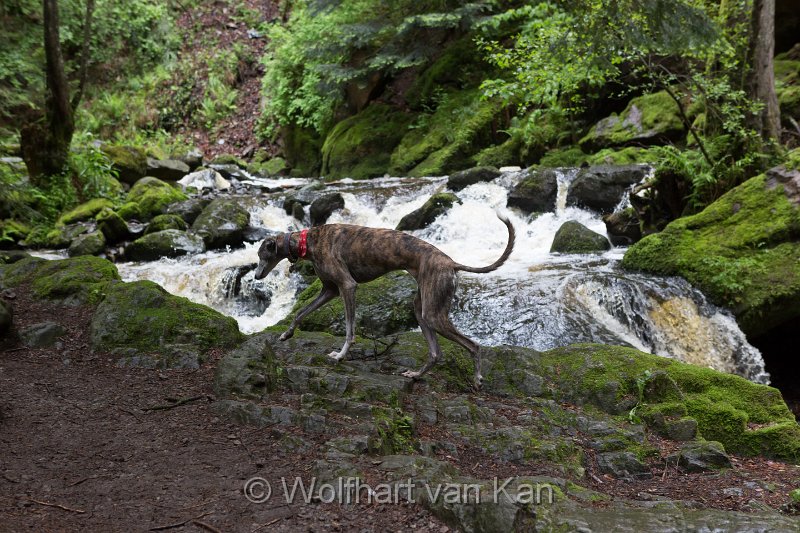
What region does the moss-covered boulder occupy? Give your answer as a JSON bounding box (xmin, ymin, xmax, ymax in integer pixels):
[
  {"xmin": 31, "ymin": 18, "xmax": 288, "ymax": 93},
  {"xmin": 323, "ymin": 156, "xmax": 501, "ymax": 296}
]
[
  {"xmin": 396, "ymin": 193, "xmax": 461, "ymax": 231},
  {"xmin": 125, "ymin": 229, "xmax": 205, "ymax": 261},
  {"xmin": 550, "ymin": 221, "xmax": 611, "ymax": 254},
  {"xmin": 775, "ymin": 58, "xmax": 799, "ymax": 125},
  {"xmin": 580, "ymin": 91, "xmax": 685, "ymax": 151},
  {"xmin": 389, "ymin": 90, "xmax": 499, "ymax": 177},
  {"xmin": 309, "ymin": 193, "xmax": 345, "ymax": 226},
  {"xmin": 101, "ymin": 145, "xmax": 148, "ymax": 185},
  {"xmin": 249, "ymin": 156, "xmax": 290, "ymax": 177},
  {"xmin": 567, "ymin": 165, "xmax": 648, "ymax": 214},
  {"xmin": 447, "ymin": 166, "xmax": 501, "ymax": 192},
  {"xmin": 95, "ymin": 208, "xmax": 129, "ymax": 244},
  {"xmin": 125, "ymin": 177, "xmax": 188, "ymax": 221},
  {"xmin": 90, "ymin": 280, "xmax": 242, "ymax": 368},
  {"xmin": 622, "ymin": 166, "xmax": 800, "ymax": 337},
  {"xmin": 57, "ymin": 198, "xmax": 114, "ymax": 226},
  {"xmin": 603, "ymin": 208, "xmax": 642, "ymax": 246},
  {"xmin": 213, "ymin": 333, "xmax": 280, "ymax": 399},
  {"xmin": 191, "ymin": 198, "xmax": 251, "ymax": 249},
  {"xmin": 281, "ymin": 272, "xmax": 418, "ymax": 336},
  {"xmin": 144, "ymin": 213, "xmax": 188, "ymax": 235},
  {"xmin": 281, "ymin": 125, "xmax": 322, "ymax": 178},
  {"xmin": 68, "ymin": 231, "xmax": 106, "ymax": 257},
  {"xmin": 145, "ymin": 158, "xmax": 190, "ymax": 182},
  {"xmin": 164, "ymin": 198, "xmax": 210, "ymax": 225},
  {"xmin": 321, "ymin": 104, "xmax": 414, "ymax": 180},
  {"xmin": 507, "ymin": 168, "xmax": 558, "ymax": 214}
]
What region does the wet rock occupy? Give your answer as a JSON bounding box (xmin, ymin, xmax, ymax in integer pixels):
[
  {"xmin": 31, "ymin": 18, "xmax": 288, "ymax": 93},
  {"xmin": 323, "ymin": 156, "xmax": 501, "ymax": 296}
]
[
  {"xmin": 596, "ymin": 451, "xmax": 652, "ymax": 480},
  {"xmin": 603, "ymin": 208, "xmax": 642, "ymax": 245},
  {"xmin": 20, "ymin": 321, "xmax": 66, "ymax": 348},
  {"xmin": 209, "ymin": 163, "xmax": 247, "ymax": 181},
  {"xmin": 310, "ymin": 193, "xmax": 345, "ymax": 226},
  {"xmin": 146, "ymin": 158, "xmax": 190, "ymax": 181},
  {"xmin": 3, "ymin": 256, "xmax": 119, "ymax": 306},
  {"xmin": 447, "ymin": 166, "xmax": 501, "ymax": 192},
  {"xmin": 214, "ymin": 333, "xmax": 279, "ymax": 399},
  {"xmin": 550, "ymin": 220, "xmax": 610, "ymax": 254},
  {"xmin": 123, "ymin": 176, "xmax": 188, "ymax": 221},
  {"xmin": 68, "ymin": 231, "xmax": 106, "ymax": 257},
  {"xmin": 176, "ymin": 148, "xmax": 204, "ymax": 170},
  {"xmin": 567, "ymin": 165, "xmax": 648, "ymax": 214},
  {"xmin": 57, "ymin": 198, "xmax": 114, "ymax": 226},
  {"xmin": 90, "ymin": 280, "xmax": 242, "ymax": 368},
  {"xmin": 0, "ymin": 250, "xmax": 30, "ymax": 265},
  {"xmin": 101, "ymin": 145, "xmax": 147, "ymax": 185},
  {"xmin": 249, "ymin": 156, "xmax": 289, "ymax": 177},
  {"xmin": 0, "ymin": 299, "xmax": 12, "ymax": 334},
  {"xmin": 126, "ymin": 230, "xmax": 205, "ymax": 261},
  {"xmin": 191, "ymin": 198, "xmax": 251, "ymax": 249},
  {"xmin": 164, "ymin": 198, "xmax": 210, "ymax": 225},
  {"xmin": 177, "ymin": 168, "xmax": 231, "ymax": 191},
  {"xmin": 396, "ymin": 193, "xmax": 460, "ymax": 231},
  {"xmin": 675, "ymin": 441, "xmax": 732, "ymax": 472},
  {"xmin": 144, "ymin": 214, "xmax": 188, "ymax": 235},
  {"xmin": 96, "ymin": 208, "xmax": 130, "ymax": 245},
  {"xmin": 507, "ymin": 168, "xmax": 558, "ymax": 214}
]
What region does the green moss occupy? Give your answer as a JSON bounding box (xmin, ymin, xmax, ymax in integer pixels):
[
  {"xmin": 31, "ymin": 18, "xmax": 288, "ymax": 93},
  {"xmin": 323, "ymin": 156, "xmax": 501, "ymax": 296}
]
[
  {"xmin": 101, "ymin": 145, "xmax": 147, "ymax": 183},
  {"xmin": 372, "ymin": 407, "xmax": 416, "ymax": 454},
  {"xmin": 29, "ymin": 256, "xmax": 120, "ymax": 305},
  {"xmin": 125, "ymin": 177, "xmax": 187, "ymax": 221},
  {"xmin": 0, "ymin": 219, "xmax": 30, "ymax": 246},
  {"xmin": 57, "ymin": 198, "xmax": 114, "ymax": 226},
  {"xmin": 0, "ymin": 256, "xmax": 47, "ymax": 287},
  {"xmin": 281, "ymin": 125, "xmax": 322, "ymax": 177},
  {"xmin": 405, "ymin": 38, "xmax": 482, "ymax": 109},
  {"xmin": 116, "ymin": 201, "xmax": 142, "ymax": 221},
  {"xmin": 586, "ymin": 146, "xmax": 659, "ymax": 165},
  {"xmin": 775, "ymin": 59, "xmax": 800, "ymax": 85},
  {"xmin": 539, "ymin": 146, "xmax": 587, "ymax": 167},
  {"xmin": 623, "ymin": 172, "xmax": 800, "ymax": 336},
  {"xmin": 473, "ymin": 139, "xmax": 520, "ymax": 168},
  {"xmin": 145, "ymin": 213, "xmax": 187, "ymax": 234},
  {"xmin": 321, "ymin": 104, "xmax": 415, "ymax": 180}
]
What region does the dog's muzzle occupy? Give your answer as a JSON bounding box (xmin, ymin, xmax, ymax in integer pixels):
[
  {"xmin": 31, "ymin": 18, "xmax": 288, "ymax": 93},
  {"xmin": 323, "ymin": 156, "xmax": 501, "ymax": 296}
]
[{"xmin": 253, "ymin": 263, "xmax": 268, "ymax": 280}]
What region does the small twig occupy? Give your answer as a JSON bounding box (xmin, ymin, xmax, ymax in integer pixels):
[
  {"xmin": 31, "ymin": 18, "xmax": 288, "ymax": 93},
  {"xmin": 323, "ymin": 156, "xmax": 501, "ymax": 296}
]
[
  {"xmin": 150, "ymin": 511, "xmax": 212, "ymax": 531},
  {"xmin": 193, "ymin": 520, "xmax": 222, "ymax": 533},
  {"xmin": 142, "ymin": 395, "xmax": 206, "ymax": 412},
  {"xmin": 27, "ymin": 498, "xmax": 86, "ymax": 514}
]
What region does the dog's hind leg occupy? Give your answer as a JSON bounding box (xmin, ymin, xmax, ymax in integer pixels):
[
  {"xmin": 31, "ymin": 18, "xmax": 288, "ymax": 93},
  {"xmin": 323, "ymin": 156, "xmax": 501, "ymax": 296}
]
[
  {"xmin": 328, "ymin": 278, "xmax": 357, "ymax": 362},
  {"xmin": 280, "ymin": 280, "xmax": 338, "ymax": 341},
  {"xmin": 403, "ymin": 289, "xmax": 442, "ymax": 379}
]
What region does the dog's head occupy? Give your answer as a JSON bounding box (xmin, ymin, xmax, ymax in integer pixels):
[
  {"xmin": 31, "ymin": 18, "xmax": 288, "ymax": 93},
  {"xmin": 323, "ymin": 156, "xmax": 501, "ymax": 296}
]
[{"xmin": 253, "ymin": 236, "xmax": 282, "ymax": 280}]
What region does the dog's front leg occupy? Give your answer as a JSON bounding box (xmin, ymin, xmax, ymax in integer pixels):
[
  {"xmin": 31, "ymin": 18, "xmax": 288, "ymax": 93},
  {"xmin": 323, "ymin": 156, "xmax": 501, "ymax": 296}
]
[
  {"xmin": 328, "ymin": 281, "xmax": 356, "ymax": 361},
  {"xmin": 280, "ymin": 282, "xmax": 338, "ymax": 341}
]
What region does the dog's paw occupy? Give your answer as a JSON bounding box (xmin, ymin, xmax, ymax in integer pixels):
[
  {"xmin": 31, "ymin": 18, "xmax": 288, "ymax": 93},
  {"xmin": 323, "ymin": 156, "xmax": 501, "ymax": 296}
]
[
  {"xmin": 279, "ymin": 330, "xmax": 294, "ymax": 342},
  {"xmin": 472, "ymin": 374, "xmax": 484, "ymax": 391},
  {"xmin": 327, "ymin": 351, "xmax": 343, "ymax": 361},
  {"xmin": 401, "ymin": 370, "xmax": 421, "ymax": 380}
]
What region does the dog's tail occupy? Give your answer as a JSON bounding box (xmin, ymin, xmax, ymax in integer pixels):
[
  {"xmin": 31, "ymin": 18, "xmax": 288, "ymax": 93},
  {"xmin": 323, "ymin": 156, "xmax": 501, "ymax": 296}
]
[{"xmin": 454, "ymin": 211, "xmax": 515, "ymax": 274}]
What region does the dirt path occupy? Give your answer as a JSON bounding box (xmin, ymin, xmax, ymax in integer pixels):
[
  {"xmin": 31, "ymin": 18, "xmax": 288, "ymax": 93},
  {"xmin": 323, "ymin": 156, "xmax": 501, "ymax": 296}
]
[{"xmin": 0, "ymin": 293, "xmax": 444, "ymax": 532}]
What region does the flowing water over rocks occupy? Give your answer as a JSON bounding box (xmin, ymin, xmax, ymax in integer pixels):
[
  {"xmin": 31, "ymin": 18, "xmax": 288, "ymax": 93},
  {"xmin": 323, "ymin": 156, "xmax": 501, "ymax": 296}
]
[{"xmin": 115, "ymin": 169, "xmax": 770, "ymax": 384}]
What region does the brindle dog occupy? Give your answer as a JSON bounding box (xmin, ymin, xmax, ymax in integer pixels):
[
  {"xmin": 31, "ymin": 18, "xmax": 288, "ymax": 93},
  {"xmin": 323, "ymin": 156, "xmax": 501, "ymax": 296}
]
[{"xmin": 254, "ymin": 213, "xmax": 515, "ymax": 387}]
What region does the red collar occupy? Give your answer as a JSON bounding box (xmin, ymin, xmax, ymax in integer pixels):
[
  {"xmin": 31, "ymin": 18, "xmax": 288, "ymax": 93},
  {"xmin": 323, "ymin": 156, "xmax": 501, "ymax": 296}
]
[{"xmin": 298, "ymin": 229, "xmax": 308, "ymax": 258}]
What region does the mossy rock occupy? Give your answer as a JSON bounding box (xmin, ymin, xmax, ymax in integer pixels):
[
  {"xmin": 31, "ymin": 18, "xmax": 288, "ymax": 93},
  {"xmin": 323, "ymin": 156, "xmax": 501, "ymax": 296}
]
[
  {"xmin": 144, "ymin": 214, "xmax": 188, "ymax": 235},
  {"xmin": 101, "ymin": 145, "xmax": 147, "ymax": 185},
  {"xmin": 90, "ymin": 280, "xmax": 243, "ymax": 368},
  {"xmin": 0, "ymin": 250, "xmax": 30, "ymax": 265},
  {"xmin": 473, "ymin": 139, "xmax": 521, "ymax": 168},
  {"xmin": 57, "ymin": 198, "xmax": 114, "ymax": 226},
  {"xmin": 125, "ymin": 177, "xmax": 188, "ymax": 221},
  {"xmin": 447, "ymin": 166, "xmax": 501, "ymax": 192},
  {"xmin": 126, "ymin": 229, "xmax": 205, "ymax": 261},
  {"xmin": 0, "ymin": 219, "xmax": 30, "ymax": 248},
  {"xmin": 95, "ymin": 208, "xmax": 129, "ymax": 244},
  {"xmin": 775, "ymin": 56, "xmax": 800, "ymax": 121},
  {"xmin": 191, "ymin": 198, "xmax": 251, "ymax": 249},
  {"xmin": 213, "ymin": 333, "xmax": 280, "ymax": 399},
  {"xmin": 586, "ymin": 146, "xmax": 660, "ymax": 166},
  {"xmin": 396, "ymin": 193, "xmax": 461, "ymax": 231},
  {"xmin": 622, "ymin": 167, "xmax": 800, "ymax": 337},
  {"xmin": 538, "ymin": 146, "xmax": 588, "ymax": 168},
  {"xmin": 281, "ymin": 272, "xmax": 418, "ymax": 336},
  {"xmin": 249, "ymin": 156, "xmax": 290, "ymax": 177},
  {"xmin": 507, "ymin": 168, "xmax": 558, "ymax": 214},
  {"xmin": 389, "ymin": 89, "xmax": 499, "ymax": 177},
  {"xmin": 67, "ymin": 231, "xmax": 106, "ymax": 257},
  {"xmin": 404, "ymin": 38, "xmax": 481, "ymax": 110},
  {"xmin": 1, "ymin": 256, "xmax": 120, "ymax": 306},
  {"xmin": 281, "ymin": 125, "xmax": 322, "ymax": 177},
  {"xmin": 322, "ymin": 104, "xmax": 414, "ymax": 180},
  {"xmin": 579, "ymin": 91, "xmax": 685, "ymax": 151},
  {"xmin": 550, "ymin": 221, "xmax": 610, "ymax": 254}
]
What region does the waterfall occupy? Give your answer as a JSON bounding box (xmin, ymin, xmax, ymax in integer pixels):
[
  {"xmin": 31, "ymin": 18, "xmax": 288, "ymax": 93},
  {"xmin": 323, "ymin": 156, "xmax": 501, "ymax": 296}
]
[{"xmin": 115, "ymin": 170, "xmax": 770, "ymax": 384}]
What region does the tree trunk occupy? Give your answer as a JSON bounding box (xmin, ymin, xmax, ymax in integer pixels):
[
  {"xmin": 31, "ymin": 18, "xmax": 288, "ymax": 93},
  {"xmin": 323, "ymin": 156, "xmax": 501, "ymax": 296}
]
[
  {"xmin": 748, "ymin": 0, "xmax": 781, "ymax": 140},
  {"xmin": 21, "ymin": 0, "xmax": 75, "ymax": 182}
]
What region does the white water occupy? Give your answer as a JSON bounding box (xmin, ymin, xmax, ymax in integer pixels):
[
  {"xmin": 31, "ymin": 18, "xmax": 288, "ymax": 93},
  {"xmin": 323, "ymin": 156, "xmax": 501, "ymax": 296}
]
[{"xmin": 115, "ymin": 169, "xmax": 770, "ymax": 384}]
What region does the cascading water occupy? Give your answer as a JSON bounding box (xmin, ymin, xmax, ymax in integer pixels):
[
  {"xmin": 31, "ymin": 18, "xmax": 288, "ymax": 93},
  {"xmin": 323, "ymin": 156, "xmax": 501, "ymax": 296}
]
[{"xmin": 115, "ymin": 169, "xmax": 770, "ymax": 384}]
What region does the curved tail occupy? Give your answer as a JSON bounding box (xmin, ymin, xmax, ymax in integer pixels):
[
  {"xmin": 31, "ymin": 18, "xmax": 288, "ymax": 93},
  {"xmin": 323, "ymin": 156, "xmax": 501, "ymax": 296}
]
[{"xmin": 454, "ymin": 212, "xmax": 515, "ymax": 274}]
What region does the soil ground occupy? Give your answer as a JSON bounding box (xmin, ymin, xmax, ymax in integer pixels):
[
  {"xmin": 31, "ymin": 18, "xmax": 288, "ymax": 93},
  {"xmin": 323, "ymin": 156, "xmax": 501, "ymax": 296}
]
[{"xmin": 2, "ymin": 286, "xmax": 800, "ymax": 532}]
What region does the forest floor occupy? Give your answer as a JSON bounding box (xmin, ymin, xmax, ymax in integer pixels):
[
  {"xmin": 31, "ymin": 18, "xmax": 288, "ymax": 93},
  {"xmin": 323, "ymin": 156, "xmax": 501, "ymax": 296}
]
[{"xmin": 2, "ymin": 285, "xmax": 800, "ymax": 532}]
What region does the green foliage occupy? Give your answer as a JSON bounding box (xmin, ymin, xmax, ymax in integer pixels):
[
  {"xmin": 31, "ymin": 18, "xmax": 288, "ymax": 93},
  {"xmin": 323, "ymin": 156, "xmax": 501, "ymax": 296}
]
[
  {"xmin": 70, "ymin": 134, "xmax": 123, "ymax": 200},
  {"xmin": 260, "ymin": 0, "xmax": 490, "ymax": 136}
]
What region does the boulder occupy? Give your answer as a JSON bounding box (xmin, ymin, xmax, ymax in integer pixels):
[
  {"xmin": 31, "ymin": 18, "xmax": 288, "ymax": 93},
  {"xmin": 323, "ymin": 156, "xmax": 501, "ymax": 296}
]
[
  {"xmin": 396, "ymin": 193, "xmax": 460, "ymax": 231},
  {"xmin": 177, "ymin": 168, "xmax": 231, "ymax": 191},
  {"xmin": 146, "ymin": 158, "xmax": 190, "ymax": 181},
  {"xmin": 213, "ymin": 333, "xmax": 280, "ymax": 399},
  {"xmin": 68, "ymin": 231, "xmax": 106, "ymax": 257},
  {"xmin": 579, "ymin": 90, "xmax": 685, "ymax": 151},
  {"xmin": 447, "ymin": 166, "xmax": 501, "ymax": 192},
  {"xmin": 126, "ymin": 230, "xmax": 205, "ymax": 261},
  {"xmin": 507, "ymin": 168, "xmax": 558, "ymax": 214},
  {"xmin": 144, "ymin": 214, "xmax": 188, "ymax": 235},
  {"xmin": 596, "ymin": 451, "xmax": 652, "ymax": 480},
  {"xmin": 20, "ymin": 321, "xmax": 66, "ymax": 348},
  {"xmin": 282, "ymin": 272, "xmax": 418, "ymax": 336},
  {"xmin": 191, "ymin": 198, "xmax": 251, "ymax": 249},
  {"xmin": 90, "ymin": 280, "xmax": 242, "ymax": 368},
  {"xmin": 603, "ymin": 208, "xmax": 642, "ymax": 246},
  {"xmin": 95, "ymin": 208, "xmax": 129, "ymax": 244},
  {"xmin": 124, "ymin": 177, "xmax": 188, "ymax": 221},
  {"xmin": 175, "ymin": 148, "xmax": 204, "ymax": 170},
  {"xmin": 550, "ymin": 221, "xmax": 611, "ymax": 254},
  {"xmin": 567, "ymin": 165, "xmax": 648, "ymax": 214},
  {"xmin": 622, "ymin": 164, "xmax": 800, "ymax": 337},
  {"xmin": 57, "ymin": 198, "xmax": 114, "ymax": 226},
  {"xmin": 0, "ymin": 250, "xmax": 30, "ymax": 264},
  {"xmin": 164, "ymin": 198, "xmax": 210, "ymax": 225},
  {"xmin": 674, "ymin": 441, "xmax": 732, "ymax": 472},
  {"xmin": 309, "ymin": 193, "xmax": 345, "ymax": 226},
  {"xmin": 249, "ymin": 156, "xmax": 290, "ymax": 177},
  {"xmin": 101, "ymin": 145, "xmax": 148, "ymax": 185}
]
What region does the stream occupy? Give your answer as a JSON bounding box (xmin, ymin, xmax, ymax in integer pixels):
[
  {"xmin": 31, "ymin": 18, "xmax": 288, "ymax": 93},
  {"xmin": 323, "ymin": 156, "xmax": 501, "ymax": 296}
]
[{"xmin": 115, "ymin": 168, "xmax": 770, "ymax": 384}]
